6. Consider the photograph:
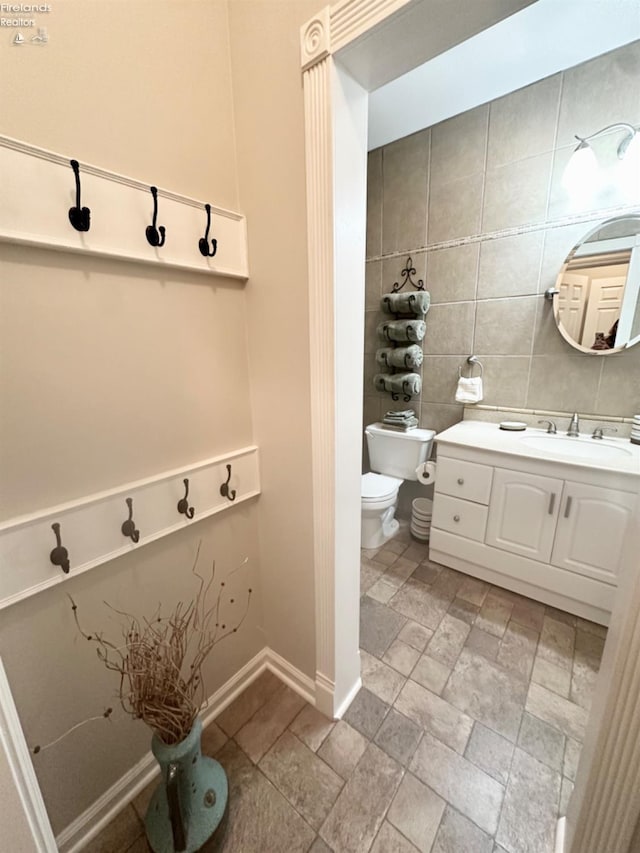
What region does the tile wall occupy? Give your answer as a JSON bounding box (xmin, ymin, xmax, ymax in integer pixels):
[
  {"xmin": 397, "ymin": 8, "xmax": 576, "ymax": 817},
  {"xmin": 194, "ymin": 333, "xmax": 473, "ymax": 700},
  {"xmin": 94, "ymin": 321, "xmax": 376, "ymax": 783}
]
[{"xmin": 364, "ymin": 40, "xmax": 640, "ymax": 439}]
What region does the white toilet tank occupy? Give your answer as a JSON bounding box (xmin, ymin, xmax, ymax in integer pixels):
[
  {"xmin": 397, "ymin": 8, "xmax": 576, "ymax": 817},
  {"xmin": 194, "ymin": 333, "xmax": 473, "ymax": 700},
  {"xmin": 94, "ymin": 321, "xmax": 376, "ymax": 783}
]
[{"xmin": 365, "ymin": 423, "xmax": 436, "ymax": 481}]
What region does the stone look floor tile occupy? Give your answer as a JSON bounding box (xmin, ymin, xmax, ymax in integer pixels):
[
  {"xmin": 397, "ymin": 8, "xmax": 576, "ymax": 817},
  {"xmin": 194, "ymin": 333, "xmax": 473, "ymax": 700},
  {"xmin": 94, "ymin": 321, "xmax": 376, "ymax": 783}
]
[
  {"xmin": 447, "ymin": 598, "xmax": 480, "ymax": 626},
  {"xmin": 385, "ymin": 557, "xmax": 420, "ymax": 588},
  {"xmin": 576, "ymin": 617, "xmax": 607, "ymax": 638},
  {"xmin": 412, "ymin": 562, "xmax": 441, "ymax": 585},
  {"xmin": 431, "ymin": 804, "xmax": 494, "ymax": 853},
  {"xmin": 398, "ymin": 620, "xmax": 434, "ymax": 651},
  {"xmin": 123, "ymin": 836, "xmax": 150, "ymax": 853},
  {"xmin": 361, "ymin": 595, "xmax": 407, "ymax": 657},
  {"xmin": 411, "ymin": 654, "xmax": 451, "ymax": 695},
  {"xmin": 495, "ymin": 747, "xmax": 561, "ymax": 853},
  {"xmin": 131, "ymin": 778, "xmax": 156, "ymax": 823},
  {"xmin": 464, "ymin": 722, "xmax": 514, "ymax": 786},
  {"xmin": 538, "ymin": 616, "xmax": 575, "ymax": 671},
  {"xmin": 403, "ymin": 544, "xmax": 431, "ymax": 563},
  {"xmin": 525, "ymin": 682, "xmax": 588, "ymax": 741},
  {"xmin": 390, "ymin": 578, "xmax": 449, "ymax": 630},
  {"xmin": 511, "ymin": 596, "xmax": 546, "ymax": 633},
  {"xmin": 371, "ymin": 820, "xmax": 421, "ymax": 852},
  {"xmin": 388, "ymin": 772, "xmax": 446, "ymax": 852},
  {"xmin": 457, "ymin": 576, "xmax": 490, "ymax": 607},
  {"xmin": 259, "ymin": 730, "xmax": 343, "ymax": 831},
  {"xmin": 410, "ymin": 732, "xmax": 505, "ymax": 836},
  {"xmin": 560, "ymin": 776, "xmax": 574, "ymax": 816},
  {"xmin": 545, "ymin": 606, "xmax": 577, "ymax": 627},
  {"xmin": 235, "ymin": 684, "xmax": 306, "ymax": 763},
  {"xmin": 201, "ymin": 721, "xmax": 228, "ymax": 757},
  {"xmin": 83, "ymin": 805, "xmax": 143, "ymax": 853},
  {"xmin": 517, "ymin": 711, "xmax": 565, "ymax": 773},
  {"xmin": 344, "ymin": 687, "xmax": 389, "ymax": 739},
  {"xmin": 361, "ymin": 650, "xmax": 407, "ymax": 704},
  {"xmin": 475, "ymin": 592, "xmax": 514, "ymax": 638},
  {"xmin": 427, "ymin": 613, "xmax": 471, "ymax": 667},
  {"xmin": 374, "ymin": 708, "xmax": 423, "ymax": 766},
  {"xmin": 368, "ymin": 578, "xmax": 399, "ymax": 604},
  {"xmin": 205, "ymin": 740, "xmax": 315, "ymax": 852},
  {"xmin": 395, "ymin": 678, "xmax": 473, "ymax": 754},
  {"xmin": 465, "ymin": 626, "xmax": 500, "ymax": 660},
  {"xmin": 531, "ymin": 656, "xmax": 571, "ymax": 698},
  {"xmin": 309, "ymin": 837, "xmax": 334, "ymax": 853},
  {"xmin": 215, "ymin": 670, "xmax": 281, "ymax": 736},
  {"xmin": 318, "ymin": 720, "xmax": 369, "ymax": 781},
  {"xmin": 361, "ymin": 559, "xmax": 385, "ymax": 594},
  {"xmin": 383, "ymin": 638, "xmax": 421, "ymax": 675},
  {"xmin": 497, "ymin": 621, "xmax": 538, "ymax": 682},
  {"xmin": 289, "ymin": 704, "xmax": 334, "ymax": 752},
  {"xmin": 320, "ymin": 743, "xmax": 403, "ymax": 853},
  {"xmin": 443, "ymin": 649, "xmax": 527, "ymax": 742},
  {"xmin": 372, "ymin": 548, "xmax": 400, "ymax": 567},
  {"xmin": 564, "ymin": 737, "xmax": 581, "ymax": 782},
  {"xmin": 386, "ymin": 538, "xmax": 409, "ymax": 556}
]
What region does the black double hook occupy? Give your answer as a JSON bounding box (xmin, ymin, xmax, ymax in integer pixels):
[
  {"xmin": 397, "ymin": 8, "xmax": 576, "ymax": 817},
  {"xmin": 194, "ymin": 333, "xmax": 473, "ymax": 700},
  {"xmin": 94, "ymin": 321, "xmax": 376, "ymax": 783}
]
[
  {"xmin": 68, "ymin": 159, "xmax": 91, "ymax": 232},
  {"xmin": 177, "ymin": 478, "xmax": 195, "ymax": 519},
  {"xmin": 121, "ymin": 497, "xmax": 140, "ymax": 543},
  {"xmin": 146, "ymin": 186, "xmax": 166, "ymax": 247},
  {"xmin": 50, "ymin": 522, "xmax": 70, "ymax": 574},
  {"xmin": 199, "ymin": 203, "xmax": 218, "ymax": 257},
  {"xmin": 220, "ymin": 464, "xmax": 236, "ymax": 502}
]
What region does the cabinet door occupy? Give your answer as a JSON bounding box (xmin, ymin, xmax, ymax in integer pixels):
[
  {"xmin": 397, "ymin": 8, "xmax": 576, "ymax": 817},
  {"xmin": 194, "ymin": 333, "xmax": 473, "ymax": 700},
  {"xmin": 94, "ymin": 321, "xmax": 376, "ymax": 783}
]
[
  {"xmin": 551, "ymin": 482, "xmax": 636, "ymax": 584},
  {"xmin": 485, "ymin": 468, "xmax": 563, "ymax": 562}
]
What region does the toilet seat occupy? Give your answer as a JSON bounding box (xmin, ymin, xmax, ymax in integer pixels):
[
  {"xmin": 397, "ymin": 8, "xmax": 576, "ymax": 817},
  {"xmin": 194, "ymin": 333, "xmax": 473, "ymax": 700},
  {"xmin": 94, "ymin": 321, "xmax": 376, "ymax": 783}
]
[{"xmin": 361, "ymin": 472, "xmax": 402, "ymax": 501}]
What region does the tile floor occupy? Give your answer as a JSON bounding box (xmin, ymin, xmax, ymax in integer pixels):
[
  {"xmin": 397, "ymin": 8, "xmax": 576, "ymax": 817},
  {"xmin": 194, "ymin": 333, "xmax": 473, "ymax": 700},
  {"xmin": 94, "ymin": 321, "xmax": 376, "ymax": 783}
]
[{"xmin": 85, "ymin": 523, "xmax": 606, "ymax": 853}]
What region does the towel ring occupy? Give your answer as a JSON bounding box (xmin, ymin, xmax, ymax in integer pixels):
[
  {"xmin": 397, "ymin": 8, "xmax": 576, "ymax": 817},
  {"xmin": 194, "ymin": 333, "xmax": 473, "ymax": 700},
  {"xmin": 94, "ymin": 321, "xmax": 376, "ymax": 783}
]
[{"xmin": 458, "ymin": 355, "xmax": 483, "ymax": 379}]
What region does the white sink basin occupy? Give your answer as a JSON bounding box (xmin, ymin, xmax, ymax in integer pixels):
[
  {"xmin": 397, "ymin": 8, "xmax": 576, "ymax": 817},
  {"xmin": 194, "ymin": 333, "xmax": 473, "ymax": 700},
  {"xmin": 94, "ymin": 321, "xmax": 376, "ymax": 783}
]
[{"xmin": 519, "ymin": 434, "xmax": 633, "ymax": 461}]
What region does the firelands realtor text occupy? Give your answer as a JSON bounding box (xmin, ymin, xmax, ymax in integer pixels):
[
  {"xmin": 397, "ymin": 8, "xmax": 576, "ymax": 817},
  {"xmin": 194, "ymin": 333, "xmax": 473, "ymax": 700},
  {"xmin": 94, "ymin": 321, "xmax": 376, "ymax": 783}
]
[{"xmin": 1, "ymin": 3, "xmax": 51, "ymax": 26}]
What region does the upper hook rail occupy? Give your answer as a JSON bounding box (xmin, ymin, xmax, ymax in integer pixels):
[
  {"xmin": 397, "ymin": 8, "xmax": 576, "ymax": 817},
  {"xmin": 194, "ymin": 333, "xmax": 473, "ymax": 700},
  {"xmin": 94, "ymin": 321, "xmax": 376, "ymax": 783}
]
[
  {"xmin": 392, "ymin": 257, "xmax": 424, "ymax": 292},
  {"xmin": 199, "ymin": 203, "xmax": 218, "ymax": 258},
  {"xmin": 50, "ymin": 522, "xmax": 70, "ymax": 574},
  {"xmin": 121, "ymin": 497, "xmax": 140, "ymax": 543},
  {"xmin": 220, "ymin": 464, "xmax": 237, "ymax": 502},
  {"xmin": 146, "ymin": 186, "xmax": 166, "ymax": 247},
  {"xmin": 68, "ymin": 159, "xmax": 91, "ymax": 232},
  {"xmin": 177, "ymin": 478, "xmax": 195, "ymax": 519}
]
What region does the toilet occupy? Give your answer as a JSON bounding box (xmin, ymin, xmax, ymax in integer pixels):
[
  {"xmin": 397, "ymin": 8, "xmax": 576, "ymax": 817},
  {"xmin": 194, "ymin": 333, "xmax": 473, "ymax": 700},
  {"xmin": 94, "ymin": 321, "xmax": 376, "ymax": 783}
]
[{"xmin": 361, "ymin": 423, "xmax": 435, "ymax": 549}]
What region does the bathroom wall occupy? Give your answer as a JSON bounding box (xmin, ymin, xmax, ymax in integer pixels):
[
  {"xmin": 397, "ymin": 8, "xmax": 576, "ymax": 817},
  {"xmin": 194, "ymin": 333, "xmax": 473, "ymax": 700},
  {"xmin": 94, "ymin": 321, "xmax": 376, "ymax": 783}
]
[
  {"xmin": 364, "ymin": 40, "xmax": 640, "ymax": 440},
  {"xmin": 0, "ymin": 0, "xmax": 265, "ymax": 835}
]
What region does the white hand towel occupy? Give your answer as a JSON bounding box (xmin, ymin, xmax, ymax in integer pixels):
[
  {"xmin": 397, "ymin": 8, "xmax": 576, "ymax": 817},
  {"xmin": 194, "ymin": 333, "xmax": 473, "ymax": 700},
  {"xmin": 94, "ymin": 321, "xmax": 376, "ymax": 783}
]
[{"xmin": 455, "ymin": 376, "xmax": 483, "ymax": 404}]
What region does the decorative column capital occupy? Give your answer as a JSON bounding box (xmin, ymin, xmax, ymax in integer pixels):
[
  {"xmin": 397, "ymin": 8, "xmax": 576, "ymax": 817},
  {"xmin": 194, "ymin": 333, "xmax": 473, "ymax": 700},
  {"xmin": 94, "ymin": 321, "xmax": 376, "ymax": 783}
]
[{"xmin": 300, "ymin": 7, "xmax": 331, "ymax": 71}]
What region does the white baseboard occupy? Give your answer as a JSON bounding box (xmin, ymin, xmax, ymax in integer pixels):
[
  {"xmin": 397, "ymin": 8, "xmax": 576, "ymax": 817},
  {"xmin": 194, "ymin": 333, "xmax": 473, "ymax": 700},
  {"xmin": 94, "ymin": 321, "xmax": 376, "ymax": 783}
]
[
  {"xmin": 555, "ymin": 816, "xmax": 566, "ymax": 853},
  {"xmin": 334, "ymin": 676, "xmax": 362, "ymax": 720},
  {"xmin": 56, "ymin": 646, "xmax": 316, "ymax": 853}
]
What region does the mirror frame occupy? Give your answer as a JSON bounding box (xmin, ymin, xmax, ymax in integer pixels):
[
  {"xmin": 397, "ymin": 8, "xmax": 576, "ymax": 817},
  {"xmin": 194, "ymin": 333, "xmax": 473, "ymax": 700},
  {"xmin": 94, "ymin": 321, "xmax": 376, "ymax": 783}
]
[{"xmin": 549, "ymin": 214, "xmax": 640, "ymax": 355}]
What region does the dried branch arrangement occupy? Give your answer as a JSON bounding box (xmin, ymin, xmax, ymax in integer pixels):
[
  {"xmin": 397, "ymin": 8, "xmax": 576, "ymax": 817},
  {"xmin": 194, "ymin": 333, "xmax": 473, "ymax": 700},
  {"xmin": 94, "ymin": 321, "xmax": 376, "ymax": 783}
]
[{"xmin": 67, "ymin": 548, "xmax": 252, "ymax": 746}]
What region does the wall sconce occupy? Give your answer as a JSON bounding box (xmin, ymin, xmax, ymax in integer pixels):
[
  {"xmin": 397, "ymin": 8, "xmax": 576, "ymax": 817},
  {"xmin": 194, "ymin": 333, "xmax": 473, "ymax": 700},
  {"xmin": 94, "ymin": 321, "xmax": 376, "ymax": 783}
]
[{"xmin": 562, "ymin": 122, "xmax": 639, "ymax": 197}]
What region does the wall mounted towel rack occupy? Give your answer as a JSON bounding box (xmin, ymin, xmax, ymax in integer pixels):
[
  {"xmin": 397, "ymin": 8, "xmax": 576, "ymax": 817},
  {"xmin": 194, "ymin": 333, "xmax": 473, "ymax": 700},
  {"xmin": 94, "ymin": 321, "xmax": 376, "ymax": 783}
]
[{"xmin": 459, "ymin": 355, "xmax": 483, "ymax": 378}]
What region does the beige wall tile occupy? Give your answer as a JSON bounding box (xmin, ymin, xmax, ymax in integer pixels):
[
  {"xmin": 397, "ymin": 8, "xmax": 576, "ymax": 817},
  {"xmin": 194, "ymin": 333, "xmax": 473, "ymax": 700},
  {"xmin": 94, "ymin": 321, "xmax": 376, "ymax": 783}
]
[
  {"xmin": 426, "ymin": 244, "xmax": 479, "ymax": 303},
  {"xmin": 422, "ymin": 302, "xmax": 475, "ymax": 355},
  {"xmin": 487, "ymin": 74, "xmax": 561, "ymax": 169},
  {"xmin": 428, "ymin": 172, "xmax": 484, "ymax": 244},
  {"xmin": 363, "ymin": 395, "xmax": 382, "ymax": 429},
  {"xmin": 366, "ymin": 260, "xmax": 383, "ymax": 311},
  {"xmin": 474, "ymin": 297, "xmax": 537, "ymax": 356},
  {"xmin": 595, "ymin": 347, "xmax": 640, "ymax": 416},
  {"xmin": 538, "ymin": 221, "xmax": 601, "ymax": 295},
  {"xmin": 383, "ymin": 131, "xmax": 430, "ymax": 254},
  {"xmin": 556, "ymin": 41, "xmax": 640, "ymax": 149},
  {"xmin": 483, "ymin": 153, "xmax": 552, "ymax": 232},
  {"xmin": 526, "ymin": 355, "xmax": 602, "ymax": 413},
  {"xmin": 532, "ymin": 297, "xmax": 588, "ymax": 357},
  {"xmin": 382, "ymin": 254, "xmax": 428, "ymax": 295},
  {"xmin": 419, "ymin": 402, "xmax": 464, "ymax": 434},
  {"xmin": 367, "ymin": 148, "xmax": 383, "ymax": 258},
  {"xmin": 478, "ymin": 232, "xmax": 544, "ymax": 299},
  {"xmin": 430, "ymin": 105, "xmax": 489, "ymax": 188},
  {"xmin": 365, "ymin": 309, "xmax": 383, "ymax": 354},
  {"xmin": 421, "ymin": 356, "xmax": 461, "ymax": 404},
  {"xmin": 479, "ymin": 357, "xmax": 530, "ymax": 408}
]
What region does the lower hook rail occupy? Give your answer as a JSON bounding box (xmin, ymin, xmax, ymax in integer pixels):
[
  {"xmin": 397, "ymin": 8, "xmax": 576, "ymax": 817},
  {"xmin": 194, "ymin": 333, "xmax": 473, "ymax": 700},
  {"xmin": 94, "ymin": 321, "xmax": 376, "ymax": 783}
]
[{"xmin": 50, "ymin": 522, "xmax": 70, "ymax": 574}]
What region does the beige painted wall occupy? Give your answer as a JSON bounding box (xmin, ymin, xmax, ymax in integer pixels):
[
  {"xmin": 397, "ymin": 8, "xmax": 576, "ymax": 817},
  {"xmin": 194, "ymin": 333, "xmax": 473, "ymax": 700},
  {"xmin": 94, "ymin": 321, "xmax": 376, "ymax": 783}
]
[
  {"xmin": 0, "ymin": 0, "xmax": 265, "ymax": 835},
  {"xmin": 227, "ymin": 0, "xmax": 321, "ymax": 679},
  {"xmin": 364, "ymin": 41, "xmax": 640, "ymax": 438}
]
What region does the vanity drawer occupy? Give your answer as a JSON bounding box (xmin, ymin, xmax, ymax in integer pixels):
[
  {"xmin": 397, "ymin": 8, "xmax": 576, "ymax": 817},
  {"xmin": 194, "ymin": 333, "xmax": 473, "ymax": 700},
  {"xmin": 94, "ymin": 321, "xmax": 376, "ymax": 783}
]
[
  {"xmin": 432, "ymin": 494, "xmax": 488, "ymax": 542},
  {"xmin": 436, "ymin": 457, "xmax": 493, "ymax": 505}
]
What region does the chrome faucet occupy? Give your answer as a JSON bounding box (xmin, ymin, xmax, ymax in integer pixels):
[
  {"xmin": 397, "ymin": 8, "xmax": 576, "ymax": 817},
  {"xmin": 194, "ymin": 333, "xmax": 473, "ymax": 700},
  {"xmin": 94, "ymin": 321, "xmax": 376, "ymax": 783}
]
[{"xmin": 567, "ymin": 413, "xmax": 580, "ymax": 437}]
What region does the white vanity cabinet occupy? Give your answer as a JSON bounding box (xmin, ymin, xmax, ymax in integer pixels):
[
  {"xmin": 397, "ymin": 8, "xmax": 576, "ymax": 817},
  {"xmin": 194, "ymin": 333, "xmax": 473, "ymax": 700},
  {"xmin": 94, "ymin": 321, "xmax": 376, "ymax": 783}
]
[{"xmin": 429, "ymin": 422, "xmax": 640, "ymax": 625}]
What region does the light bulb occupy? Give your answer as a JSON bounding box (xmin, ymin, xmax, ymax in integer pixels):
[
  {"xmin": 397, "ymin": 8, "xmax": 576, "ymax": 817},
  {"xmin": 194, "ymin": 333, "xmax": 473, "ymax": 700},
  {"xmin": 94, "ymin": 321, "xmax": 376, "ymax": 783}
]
[{"xmin": 562, "ymin": 140, "xmax": 599, "ymax": 199}]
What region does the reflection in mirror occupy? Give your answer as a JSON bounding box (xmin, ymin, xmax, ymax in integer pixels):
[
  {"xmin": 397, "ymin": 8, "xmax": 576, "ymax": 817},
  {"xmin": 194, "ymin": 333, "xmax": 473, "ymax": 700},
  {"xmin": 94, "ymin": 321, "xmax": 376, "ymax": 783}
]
[{"xmin": 552, "ymin": 215, "xmax": 640, "ymax": 354}]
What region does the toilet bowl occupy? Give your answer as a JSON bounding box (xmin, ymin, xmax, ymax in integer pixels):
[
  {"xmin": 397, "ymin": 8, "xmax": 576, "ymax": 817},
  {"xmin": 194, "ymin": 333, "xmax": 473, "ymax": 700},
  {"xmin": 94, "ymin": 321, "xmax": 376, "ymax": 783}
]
[{"xmin": 361, "ymin": 472, "xmax": 402, "ymax": 549}]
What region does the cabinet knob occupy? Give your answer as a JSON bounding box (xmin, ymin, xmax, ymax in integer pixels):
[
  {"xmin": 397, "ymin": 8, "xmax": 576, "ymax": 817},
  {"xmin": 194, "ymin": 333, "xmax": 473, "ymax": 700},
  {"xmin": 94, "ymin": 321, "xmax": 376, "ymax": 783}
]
[
  {"xmin": 453, "ymin": 514, "xmax": 460, "ymax": 522},
  {"xmin": 457, "ymin": 478, "xmax": 464, "ymax": 485}
]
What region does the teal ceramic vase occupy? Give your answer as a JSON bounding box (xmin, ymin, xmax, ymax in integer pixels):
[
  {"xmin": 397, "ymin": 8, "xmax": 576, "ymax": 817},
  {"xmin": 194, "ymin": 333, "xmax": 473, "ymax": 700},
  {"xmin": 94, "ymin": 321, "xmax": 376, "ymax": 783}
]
[{"xmin": 145, "ymin": 718, "xmax": 228, "ymax": 853}]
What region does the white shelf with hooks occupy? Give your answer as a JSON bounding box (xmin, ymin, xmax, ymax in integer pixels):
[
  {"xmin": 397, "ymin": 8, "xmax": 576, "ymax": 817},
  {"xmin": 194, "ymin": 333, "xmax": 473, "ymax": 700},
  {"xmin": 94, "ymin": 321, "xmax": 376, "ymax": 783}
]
[
  {"xmin": 0, "ymin": 446, "xmax": 260, "ymax": 611},
  {"xmin": 0, "ymin": 134, "xmax": 249, "ymax": 279}
]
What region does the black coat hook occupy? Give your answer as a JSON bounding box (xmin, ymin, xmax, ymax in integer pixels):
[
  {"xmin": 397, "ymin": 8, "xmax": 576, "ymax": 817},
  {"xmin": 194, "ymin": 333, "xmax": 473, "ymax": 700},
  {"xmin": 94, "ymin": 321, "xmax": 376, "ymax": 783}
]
[
  {"xmin": 146, "ymin": 186, "xmax": 166, "ymax": 247},
  {"xmin": 68, "ymin": 160, "xmax": 91, "ymax": 232},
  {"xmin": 177, "ymin": 478, "xmax": 195, "ymax": 519},
  {"xmin": 198, "ymin": 203, "xmax": 218, "ymax": 257},
  {"xmin": 50, "ymin": 522, "xmax": 70, "ymax": 574},
  {"xmin": 121, "ymin": 497, "xmax": 140, "ymax": 543},
  {"xmin": 220, "ymin": 464, "xmax": 236, "ymax": 502}
]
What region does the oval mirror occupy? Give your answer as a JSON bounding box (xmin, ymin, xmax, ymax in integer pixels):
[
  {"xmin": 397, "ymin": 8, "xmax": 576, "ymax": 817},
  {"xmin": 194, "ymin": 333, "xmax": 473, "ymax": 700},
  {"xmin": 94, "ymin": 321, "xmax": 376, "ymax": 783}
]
[{"xmin": 548, "ymin": 215, "xmax": 640, "ymax": 354}]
